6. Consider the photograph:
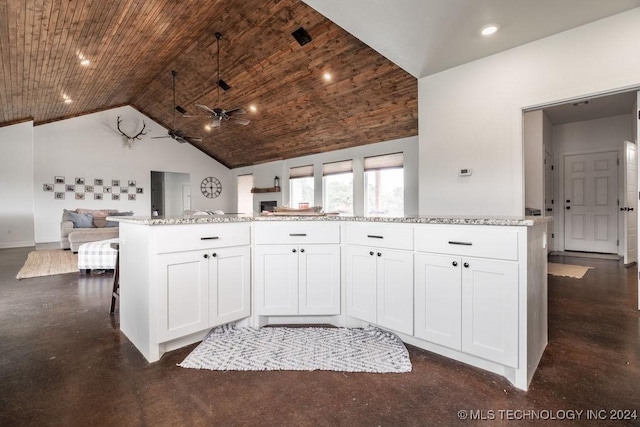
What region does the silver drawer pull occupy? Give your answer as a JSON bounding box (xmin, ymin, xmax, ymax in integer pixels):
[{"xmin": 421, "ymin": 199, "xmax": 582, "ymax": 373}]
[
  {"xmin": 289, "ymin": 233, "xmax": 307, "ymax": 237},
  {"xmin": 201, "ymin": 236, "xmax": 220, "ymax": 240},
  {"xmin": 448, "ymin": 241, "xmax": 472, "ymax": 246},
  {"xmin": 367, "ymin": 235, "xmax": 384, "ymax": 239}
]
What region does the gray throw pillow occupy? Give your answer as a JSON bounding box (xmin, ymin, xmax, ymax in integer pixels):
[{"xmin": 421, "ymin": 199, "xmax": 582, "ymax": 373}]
[
  {"xmin": 105, "ymin": 211, "xmax": 133, "ymax": 227},
  {"xmin": 66, "ymin": 211, "xmax": 94, "ymax": 228}
]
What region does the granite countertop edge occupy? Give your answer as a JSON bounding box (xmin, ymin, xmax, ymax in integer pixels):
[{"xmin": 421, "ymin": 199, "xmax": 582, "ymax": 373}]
[{"xmin": 107, "ymin": 215, "xmax": 552, "ymax": 227}]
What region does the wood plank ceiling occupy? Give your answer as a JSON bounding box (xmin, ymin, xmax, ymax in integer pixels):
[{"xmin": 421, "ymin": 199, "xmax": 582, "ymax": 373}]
[{"xmin": 0, "ymin": 0, "xmax": 417, "ymax": 168}]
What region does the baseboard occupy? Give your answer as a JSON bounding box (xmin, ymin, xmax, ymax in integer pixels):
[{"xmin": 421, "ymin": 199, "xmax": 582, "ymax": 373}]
[{"xmin": 0, "ymin": 241, "xmax": 35, "ymax": 249}]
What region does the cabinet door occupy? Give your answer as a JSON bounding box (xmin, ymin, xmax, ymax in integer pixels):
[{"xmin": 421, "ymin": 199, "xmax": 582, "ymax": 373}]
[
  {"xmin": 414, "ymin": 253, "xmax": 462, "ymax": 350},
  {"xmin": 377, "ymin": 249, "xmax": 414, "ymax": 335},
  {"xmin": 346, "ymin": 245, "xmax": 377, "ymax": 324},
  {"xmin": 461, "ymin": 258, "xmax": 519, "ymax": 367},
  {"xmin": 254, "ymin": 245, "xmax": 299, "ymax": 315},
  {"xmin": 209, "ymin": 246, "xmax": 251, "ymax": 326},
  {"xmin": 299, "ymin": 244, "xmax": 341, "ymax": 315},
  {"xmin": 157, "ymin": 251, "xmax": 209, "ymax": 342}
]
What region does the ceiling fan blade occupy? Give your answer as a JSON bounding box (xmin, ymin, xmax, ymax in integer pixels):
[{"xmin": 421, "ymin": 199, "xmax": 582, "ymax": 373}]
[
  {"xmin": 150, "ymin": 135, "xmax": 170, "ymax": 139},
  {"xmin": 231, "ymin": 117, "xmax": 251, "ymax": 125},
  {"xmin": 185, "ymin": 136, "xmax": 203, "ymax": 143},
  {"xmin": 195, "ymin": 104, "xmax": 216, "ymax": 114},
  {"xmin": 226, "ymin": 107, "xmax": 246, "ymax": 116}
]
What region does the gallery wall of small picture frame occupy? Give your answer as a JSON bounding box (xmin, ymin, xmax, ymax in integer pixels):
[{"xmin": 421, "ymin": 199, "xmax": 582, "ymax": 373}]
[{"xmin": 43, "ymin": 176, "xmax": 144, "ymax": 201}]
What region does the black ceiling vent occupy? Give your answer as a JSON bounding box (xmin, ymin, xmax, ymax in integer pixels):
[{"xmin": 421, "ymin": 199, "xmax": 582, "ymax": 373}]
[
  {"xmin": 218, "ymin": 79, "xmax": 231, "ymax": 91},
  {"xmin": 292, "ymin": 27, "xmax": 312, "ymax": 46},
  {"xmin": 174, "ymin": 105, "xmax": 187, "ymax": 114}
]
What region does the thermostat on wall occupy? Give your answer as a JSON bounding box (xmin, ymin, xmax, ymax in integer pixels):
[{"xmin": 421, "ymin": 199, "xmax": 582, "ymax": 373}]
[{"xmin": 459, "ymin": 168, "xmax": 472, "ymax": 176}]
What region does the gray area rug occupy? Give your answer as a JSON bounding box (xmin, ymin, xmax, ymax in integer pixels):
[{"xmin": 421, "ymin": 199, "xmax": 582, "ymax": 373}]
[{"xmin": 179, "ymin": 325, "xmax": 412, "ymax": 373}]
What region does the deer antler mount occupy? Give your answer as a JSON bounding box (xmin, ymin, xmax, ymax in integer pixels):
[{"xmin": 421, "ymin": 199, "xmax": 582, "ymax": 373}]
[{"xmin": 117, "ymin": 116, "xmax": 147, "ymax": 148}]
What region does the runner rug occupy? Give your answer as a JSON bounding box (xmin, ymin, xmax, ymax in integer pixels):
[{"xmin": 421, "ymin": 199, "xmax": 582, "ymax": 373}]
[
  {"xmin": 16, "ymin": 250, "xmax": 78, "ymax": 279},
  {"xmin": 179, "ymin": 325, "xmax": 412, "ymax": 373}
]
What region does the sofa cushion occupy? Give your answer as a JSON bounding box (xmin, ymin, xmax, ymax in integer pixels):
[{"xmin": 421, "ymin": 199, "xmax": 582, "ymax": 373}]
[
  {"xmin": 75, "ymin": 209, "xmax": 118, "ymax": 228},
  {"xmin": 65, "ymin": 210, "xmax": 94, "ymax": 228},
  {"xmin": 105, "ymin": 211, "xmax": 134, "ymax": 227}
]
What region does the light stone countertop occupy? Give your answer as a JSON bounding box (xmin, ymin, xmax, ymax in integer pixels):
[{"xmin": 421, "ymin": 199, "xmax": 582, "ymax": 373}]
[{"xmin": 107, "ymin": 214, "xmax": 552, "ymax": 227}]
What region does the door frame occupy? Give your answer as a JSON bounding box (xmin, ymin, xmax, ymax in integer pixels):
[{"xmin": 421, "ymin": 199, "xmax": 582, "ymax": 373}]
[{"xmin": 557, "ymin": 147, "xmax": 623, "ymax": 254}]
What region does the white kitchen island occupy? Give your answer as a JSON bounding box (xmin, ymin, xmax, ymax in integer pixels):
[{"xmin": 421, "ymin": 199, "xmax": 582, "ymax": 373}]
[{"xmin": 110, "ymin": 214, "xmax": 550, "ymax": 391}]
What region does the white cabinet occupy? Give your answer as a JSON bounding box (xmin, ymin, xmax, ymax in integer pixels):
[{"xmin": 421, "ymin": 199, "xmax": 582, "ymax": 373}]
[
  {"xmin": 414, "ymin": 225, "xmax": 519, "ymax": 368},
  {"xmin": 461, "ymin": 257, "xmax": 518, "ymax": 367},
  {"xmin": 414, "ymin": 253, "xmax": 462, "ymax": 350},
  {"xmin": 254, "ymin": 222, "xmax": 341, "ymax": 316},
  {"xmin": 345, "ymin": 223, "xmax": 414, "ymax": 336},
  {"xmin": 157, "ymin": 246, "xmax": 251, "ymax": 342}
]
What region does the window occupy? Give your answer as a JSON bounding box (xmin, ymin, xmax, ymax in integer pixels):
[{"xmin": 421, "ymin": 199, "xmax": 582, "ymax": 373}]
[
  {"xmin": 237, "ymin": 174, "xmax": 253, "ymax": 214},
  {"xmin": 323, "ymin": 160, "xmax": 353, "ymax": 214},
  {"xmin": 289, "ymin": 165, "xmax": 314, "ymax": 208},
  {"xmin": 364, "ymin": 153, "xmax": 404, "ymax": 216}
]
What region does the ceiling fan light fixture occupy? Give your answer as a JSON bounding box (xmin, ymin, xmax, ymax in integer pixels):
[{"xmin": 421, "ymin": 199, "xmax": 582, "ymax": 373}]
[
  {"xmin": 292, "ymin": 27, "xmax": 312, "ymax": 46},
  {"xmin": 249, "ymin": 105, "xmax": 257, "ymax": 112}
]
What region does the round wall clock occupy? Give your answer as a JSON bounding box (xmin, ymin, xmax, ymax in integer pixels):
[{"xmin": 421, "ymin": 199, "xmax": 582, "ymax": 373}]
[{"xmin": 201, "ymin": 176, "xmax": 222, "ymax": 198}]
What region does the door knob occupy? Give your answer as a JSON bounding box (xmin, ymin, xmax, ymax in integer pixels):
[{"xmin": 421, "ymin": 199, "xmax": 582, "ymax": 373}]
[
  {"xmin": 545, "ymin": 208, "xmax": 552, "ymax": 212},
  {"xmin": 621, "ymin": 207, "xmax": 628, "ymax": 211},
  {"xmin": 463, "ymin": 262, "xmax": 469, "ymax": 268},
  {"xmin": 203, "ymin": 254, "xmax": 209, "ymax": 259},
  {"xmin": 452, "ymin": 261, "xmax": 458, "ymax": 267},
  {"xmin": 212, "ymin": 253, "xmax": 217, "ymax": 257},
  {"xmin": 566, "ymin": 206, "xmax": 571, "ymax": 210},
  {"xmin": 377, "ymin": 252, "xmax": 382, "ymax": 257},
  {"xmin": 566, "ymin": 199, "xmax": 570, "ymax": 203},
  {"xmin": 630, "ymin": 207, "xmax": 635, "ymax": 212},
  {"xmin": 369, "ymin": 251, "xmax": 374, "ymax": 256},
  {"xmin": 292, "ymin": 249, "xmax": 297, "ymax": 253},
  {"xmin": 300, "ymin": 248, "xmax": 305, "ymax": 253}
]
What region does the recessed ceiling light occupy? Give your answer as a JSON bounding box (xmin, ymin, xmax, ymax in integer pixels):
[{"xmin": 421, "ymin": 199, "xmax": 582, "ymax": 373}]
[
  {"xmin": 249, "ymin": 105, "xmax": 257, "ymax": 112},
  {"xmin": 64, "ymin": 98, "xmax": 73, "ymax": 104},
  {"xmin": 323, "ymin": 72, "xmax": 332, "ymax": 81},
  {"xmin": 80, "ymin": 58, "xmax": 90, "ymax": 66},
  {"xmin": 204, "ymin": 124, "xmax": 212, "ymax": 131},
  {"xmin": 480, "ymin": 24, "xmax": 499, "ymax": 36}
]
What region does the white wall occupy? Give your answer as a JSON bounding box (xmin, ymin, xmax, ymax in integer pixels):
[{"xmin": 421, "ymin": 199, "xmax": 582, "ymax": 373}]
[
  {"xmin": 32, "ymin": 106, "xmax": 232, "ymax": 243},
  {"xmin": 164, "ymin": 172, "xmax": 191, "ymax": 216},
  {"xmin": 524, "ymin": 111, "xmax": 544, "ymax": 211},
  {"xmin": 419, "ymin": 9, "xmax": 640, "ymax": 217},
  {"xmin": 0, "ymin": 121, "xmax": 35, "ymax": 248},
  {"xmin": 231, "ymin": 136, "xmax": 419, "ymax": 216},
  {"xmin": 551, "ymin": 114, "xmax": 633, "ymax": 253}
]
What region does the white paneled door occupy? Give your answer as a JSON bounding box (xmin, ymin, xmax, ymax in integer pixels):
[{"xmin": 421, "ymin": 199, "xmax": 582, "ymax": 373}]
[
  {"xmin": 564, "ymin": 151, "xmax": 618, "ymax": 253},
  {"xmin": 623, "ymin": 141, "xmax": 638, "ymax": 265}
]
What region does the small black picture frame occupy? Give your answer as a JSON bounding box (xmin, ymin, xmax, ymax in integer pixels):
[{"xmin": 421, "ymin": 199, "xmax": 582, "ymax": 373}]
[
  {"xmin": 128, "ymin": 180, "xmax": 136, "ymax": 187},
  {"xmin": 85, "ymin": 185, "xmax": 94, "ymax": 193},
  {"xmin": 43, "ymin": 183, "xmax": 54, "ymax": 192},
  {"xmin": 75, "ymin": 193, "xmax": 85, "ymax": 200},
  {"xmin": 103, "ymin": 186, "xmax": 112, "ymax": 193},
  {"xmin": 75, "ymin": 177, "xmax": 85, "ymax": 185},
  {"xmin": 55, "ymin": 192, "xmax": 65, "ymax": 200},
  {"xmin": 94, "ymin": 193, "xmax": 103, "ymax": 200},
  {"xmin": 112, "ymin": 179, "xmax": 120, "ymax": 187},
  {"xmin": 136, "ymin": 187, "xmax": 143, "ymax": 194},
  {"xmin": 55, "ymin": 176, "xmax": 65, "ymax": 184},
  {"xmin": 128, "ymin": 194, "xmax": 136, "ymax": 201},
  {"xmin": 94, "ymin": 178, "xmax": 103, "ymax": 186},
  {"xmin": 65, "ymin": 184, "xmax": 75, "ymax": 192},
  {"xmin": 120, "ymin": 187, "xmax": 129, "ymax": 194},
  {"xmin": 112, "ymin": 194, "xmax": 120, "ymax": 201}
]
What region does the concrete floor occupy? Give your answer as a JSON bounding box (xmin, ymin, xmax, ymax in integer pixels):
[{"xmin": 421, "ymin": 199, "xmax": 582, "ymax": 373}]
[{"xmin": 1, "ymin": 247, "xmax": 639, "ymax": 426}]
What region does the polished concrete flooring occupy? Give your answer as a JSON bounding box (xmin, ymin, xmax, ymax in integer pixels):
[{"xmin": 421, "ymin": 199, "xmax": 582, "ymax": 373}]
[{"xmin": 1, "ymin": 247, "xmax": 639, "ymax": 426}]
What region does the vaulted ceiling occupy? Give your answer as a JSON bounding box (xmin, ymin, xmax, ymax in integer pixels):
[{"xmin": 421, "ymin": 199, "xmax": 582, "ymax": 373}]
[{"xmin": 0, "ymin": 0, "xmax": 417, "ymax": 168}]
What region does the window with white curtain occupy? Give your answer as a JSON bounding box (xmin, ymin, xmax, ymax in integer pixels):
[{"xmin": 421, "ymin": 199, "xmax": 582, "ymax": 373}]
[
  {"xmin": 237, "ymin": 174, "xmax": 254, "ymax": 214},
  {"xmin": 364, "ymin": 153, "xmax": 404, "ymax": 216},
  {"xmin": 323, "ymin": 160, "xmax": 353, "ymax": 214},
  {"xmin": 289, "ymin": 165, "xmax": 314, "ymax": 208}
]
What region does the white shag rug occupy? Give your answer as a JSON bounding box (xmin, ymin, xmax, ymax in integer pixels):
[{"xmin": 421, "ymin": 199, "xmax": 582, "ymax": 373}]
[{"xmin": 179, "ymin": 325, "xmax": 412, "ymax": 373}]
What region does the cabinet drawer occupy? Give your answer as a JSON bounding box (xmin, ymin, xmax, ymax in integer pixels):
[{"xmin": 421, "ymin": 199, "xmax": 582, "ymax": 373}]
[
  {"xmin": 254, "ymin": 222, "xmax": 340, "ymax": 245},
  {"xmin": 414, "ymin": 225, "xmax": 518, "ymax": 261},
  {"xmin": 345, "ymin": 222, "xmax": 413, "ymax": 250},
  {"xmin": 155, "ymin": 223, "xmax": 250, "ymax": 254}
]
